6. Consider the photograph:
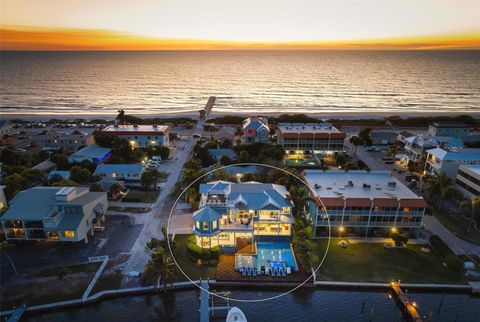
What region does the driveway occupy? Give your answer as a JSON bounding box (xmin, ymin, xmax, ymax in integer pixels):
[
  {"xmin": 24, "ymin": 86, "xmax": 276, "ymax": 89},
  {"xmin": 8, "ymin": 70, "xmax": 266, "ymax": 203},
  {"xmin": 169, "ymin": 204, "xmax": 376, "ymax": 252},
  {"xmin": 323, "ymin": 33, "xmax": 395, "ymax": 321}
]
[
  {"xmin": 1, "ymin": 215, "xmax": 142, "ymax": 282},
  {"xmin": 122, "ymin": 137, "xmax": 197, "ymax": 274},
  {"xmin": 423, "ymin": 215, "xmax": 480, "ymax": 257}
]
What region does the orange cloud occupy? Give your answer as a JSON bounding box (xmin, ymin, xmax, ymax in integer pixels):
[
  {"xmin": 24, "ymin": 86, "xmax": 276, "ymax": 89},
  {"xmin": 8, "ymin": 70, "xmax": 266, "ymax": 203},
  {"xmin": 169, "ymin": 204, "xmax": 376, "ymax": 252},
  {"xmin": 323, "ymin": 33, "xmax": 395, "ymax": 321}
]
[{"xmin": 1, "ymin": 26, "xmax": 480, "ymax": 50}]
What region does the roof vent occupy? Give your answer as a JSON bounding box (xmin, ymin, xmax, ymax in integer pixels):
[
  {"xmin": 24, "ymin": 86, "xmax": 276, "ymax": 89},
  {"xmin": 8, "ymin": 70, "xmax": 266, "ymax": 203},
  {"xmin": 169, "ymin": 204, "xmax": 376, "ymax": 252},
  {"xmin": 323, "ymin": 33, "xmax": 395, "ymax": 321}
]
[
  {"xmin": 388, "ymin": 181, "xmax": 396, "ymax": 187},
  {"xmin": 153, "ymin": 124, "xmax": 158, "ymax": 128},
  {"xmin": 314, "ymin": 183, "xmax": 321, "ymax": 189},
  {"xmin": 133, "ymin": 124, "xmax": 138, "ymax": 128},
  {"xmin": 347, "ymin": 180, "xmax": 354, "ymax": 187},
  {"xmin": 326, "ymin": 187, "xmax": 332, "ymax": 190},
  {"xmin": 363, "ymin": 183, "xmax": 371, "ymax": 189},
  {"xmin": 375, "ymin": 187, "xmax": 382, "ymax": 190}
]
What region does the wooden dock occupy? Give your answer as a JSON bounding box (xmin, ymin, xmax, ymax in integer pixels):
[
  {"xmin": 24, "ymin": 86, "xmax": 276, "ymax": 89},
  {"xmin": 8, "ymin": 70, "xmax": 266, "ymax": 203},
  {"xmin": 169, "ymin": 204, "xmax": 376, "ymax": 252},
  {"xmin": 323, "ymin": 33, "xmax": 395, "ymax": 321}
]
[
  {"xmin": 391, "ymin": 282, "xmax": 423, "ymax": 322},
  {"xmin": 199, "ymin": 96, "xmax": 215, "ymax": 120}
]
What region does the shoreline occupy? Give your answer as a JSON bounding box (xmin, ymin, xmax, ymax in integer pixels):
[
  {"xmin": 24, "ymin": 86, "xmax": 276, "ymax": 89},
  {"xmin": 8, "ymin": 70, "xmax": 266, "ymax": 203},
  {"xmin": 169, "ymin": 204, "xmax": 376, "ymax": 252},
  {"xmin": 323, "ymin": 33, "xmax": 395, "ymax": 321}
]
[{"xmin": 2, "ymin": 110, "xmax": 480, "ymax": 121}]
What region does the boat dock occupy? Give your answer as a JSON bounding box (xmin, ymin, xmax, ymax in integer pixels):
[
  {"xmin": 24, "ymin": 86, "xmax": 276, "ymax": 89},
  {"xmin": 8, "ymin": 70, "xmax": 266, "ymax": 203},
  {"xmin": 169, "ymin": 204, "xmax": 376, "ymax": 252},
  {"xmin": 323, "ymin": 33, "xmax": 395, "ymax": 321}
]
[
  {"xmin": 199, "ymin": 279, "xmax": 231, "ymax": 322},
  {"xmin": 390, "ymin": 282, "xmax": 423, "ymax": 322},
  {"xmin": 199, "ymin": 96, "xmax": 215, "ymax": 120}
]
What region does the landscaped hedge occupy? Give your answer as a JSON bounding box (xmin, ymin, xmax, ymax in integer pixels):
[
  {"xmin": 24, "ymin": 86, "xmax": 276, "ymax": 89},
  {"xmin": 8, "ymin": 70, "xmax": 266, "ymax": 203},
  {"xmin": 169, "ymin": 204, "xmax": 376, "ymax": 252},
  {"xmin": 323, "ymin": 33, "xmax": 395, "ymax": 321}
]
[
  {"xmin": 429, "ymin": 235, "xmax": 452, "ymax": 259},
  {"xmin": 186, "ymin": 235, "xmax": 220, "ymax": 261}
]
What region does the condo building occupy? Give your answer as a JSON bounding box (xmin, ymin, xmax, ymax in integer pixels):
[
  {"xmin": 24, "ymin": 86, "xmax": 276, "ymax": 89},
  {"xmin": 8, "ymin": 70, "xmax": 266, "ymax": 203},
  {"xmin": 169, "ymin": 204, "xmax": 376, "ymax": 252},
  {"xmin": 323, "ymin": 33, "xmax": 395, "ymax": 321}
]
[
  {"xmin": 276, "ymin": 123, "xmax": 346, "ymax": 155},
  {"xmin": 192, "ymin": 181, "xmax": 293, "ymax": 249},
  {"xmin": 100, "ymin": 124, "xmax": 170, "ymax": 148},
  {"xmin": 1, "ymin": 187, "xmax": 107, "ymax": 243},
  {"xmin": 455, "ymin": 164, "xmax": 480, "ymax": 198},
  {"xmin": 302, "ymin": 170, "xmax": 427, "ymax": 237}
]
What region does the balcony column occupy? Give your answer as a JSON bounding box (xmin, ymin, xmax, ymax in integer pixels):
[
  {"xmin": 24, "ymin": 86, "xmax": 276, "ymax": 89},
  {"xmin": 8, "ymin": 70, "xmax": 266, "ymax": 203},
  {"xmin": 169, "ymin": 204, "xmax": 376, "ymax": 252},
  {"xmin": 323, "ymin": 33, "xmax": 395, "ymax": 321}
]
[
  {"xmin": 365, "ymin": 206, "xmax": 372, "ymax": 237},
  {"xmin": 278, "ymin": 223, "xmax": 280, "ymax": 236},
  {"xmin": 251, "ymin": 233, "xmax": 254, "ymax": 252}
]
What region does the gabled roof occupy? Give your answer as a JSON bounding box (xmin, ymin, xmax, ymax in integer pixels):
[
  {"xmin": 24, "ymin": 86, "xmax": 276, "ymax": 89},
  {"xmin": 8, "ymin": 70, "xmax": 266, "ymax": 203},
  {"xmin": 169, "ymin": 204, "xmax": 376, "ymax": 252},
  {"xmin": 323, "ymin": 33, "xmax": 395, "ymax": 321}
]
[
  {"xmin": 48, "ymin": 170, "xmax": 70, "ymax": 180},
  {"xmin": 32, "ymin": 159, "xmax": 56, "ymax": 171},
  {"xmin": 193, "ymin": 207, "xmax": 221, "ymax": 222},
  {"xmin": 426, "ymin": 148, "xmax": 480, "ymax": 161},
  {"xmin": 242, "ymin": 117, "xmax": 269, "ymax": 132}
]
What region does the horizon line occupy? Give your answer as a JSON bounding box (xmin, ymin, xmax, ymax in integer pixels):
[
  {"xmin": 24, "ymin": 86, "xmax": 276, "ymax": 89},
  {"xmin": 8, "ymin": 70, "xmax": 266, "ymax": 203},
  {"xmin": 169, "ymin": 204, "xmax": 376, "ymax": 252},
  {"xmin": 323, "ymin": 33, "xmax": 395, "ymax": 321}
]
[{"xmin": 2, "ymin": 26, "xmax": 480, "ymax": 51}]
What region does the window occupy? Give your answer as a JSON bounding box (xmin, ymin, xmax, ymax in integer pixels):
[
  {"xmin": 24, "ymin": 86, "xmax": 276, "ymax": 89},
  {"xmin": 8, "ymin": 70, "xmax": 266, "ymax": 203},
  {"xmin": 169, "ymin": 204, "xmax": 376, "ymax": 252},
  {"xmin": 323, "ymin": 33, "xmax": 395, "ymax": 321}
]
[
  {"xmin": 196, "ymin": 221, "xmax": 200, "ymax": 229},
  {"xmin": 64, "ymin": 230, "xmax": 75, "ymax": 238},
  {"xmin": 203, "ymin": 222, "xmax": 209, "ymax": 230},
  {"xmin": 212, "ymin": 221, "xmax": 217, "ymax": 229}
]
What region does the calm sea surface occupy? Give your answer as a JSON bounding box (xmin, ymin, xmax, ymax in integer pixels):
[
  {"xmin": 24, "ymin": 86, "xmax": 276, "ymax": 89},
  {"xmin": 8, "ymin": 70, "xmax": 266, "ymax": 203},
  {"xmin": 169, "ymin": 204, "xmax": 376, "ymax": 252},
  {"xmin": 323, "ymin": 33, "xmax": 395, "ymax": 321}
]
[
  {"xmin": 25, "ymin": 288, "xmax": 480, "ymax": 322},
  {"xmin": 1, "ymin": 51, "xmax": 480, "ymax": 117}
]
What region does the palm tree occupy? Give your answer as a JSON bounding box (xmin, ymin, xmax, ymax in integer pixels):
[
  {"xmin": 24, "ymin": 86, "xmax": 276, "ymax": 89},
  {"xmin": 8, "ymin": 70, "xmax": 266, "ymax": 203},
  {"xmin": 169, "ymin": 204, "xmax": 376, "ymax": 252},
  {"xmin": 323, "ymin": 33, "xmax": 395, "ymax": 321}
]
[
  {"xmin": 460, "ymin": 195, "xmax": 480, "ymax": 235},
  {"xmin": 441, "ymin": 185, "xmax": 457, "ymax": 210},
  {"xmin": 288, "ymin": 186, "xmax": 313, "ymax": 217},
  {"xmin": 145, "ymin": 247, "xmax": 178, "ymax": 290},
  {"xmin": 423, "ymin": 173, "xmax": 452, "ymax": 209},
  {"xmin": 0, "ymin": 241, "xmax": 17, "ymax": 275},
  {"xmin": 349, "ymin": 136, "xmax": 364, "ymax": 161},
  {"xmin": 116, "ymin": 109, "xmax": 126, "ymax": 124}
]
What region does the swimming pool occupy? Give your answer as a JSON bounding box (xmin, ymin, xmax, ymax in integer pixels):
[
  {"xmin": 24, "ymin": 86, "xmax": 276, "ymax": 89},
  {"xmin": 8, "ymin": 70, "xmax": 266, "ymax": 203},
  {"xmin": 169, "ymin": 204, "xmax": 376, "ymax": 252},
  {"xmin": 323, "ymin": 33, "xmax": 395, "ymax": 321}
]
[{"xmin": 255, "ymin": 242, "xmax": 298, "ymax": 271}]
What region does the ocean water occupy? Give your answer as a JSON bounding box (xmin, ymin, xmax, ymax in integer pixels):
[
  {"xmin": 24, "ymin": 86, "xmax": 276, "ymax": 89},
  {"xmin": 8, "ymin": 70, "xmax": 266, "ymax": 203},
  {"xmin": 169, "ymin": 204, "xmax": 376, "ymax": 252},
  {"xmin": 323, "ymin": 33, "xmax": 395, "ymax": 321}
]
[{"xmin": 1, "ymin": 50, "xmax": 480, "ymax": 117}]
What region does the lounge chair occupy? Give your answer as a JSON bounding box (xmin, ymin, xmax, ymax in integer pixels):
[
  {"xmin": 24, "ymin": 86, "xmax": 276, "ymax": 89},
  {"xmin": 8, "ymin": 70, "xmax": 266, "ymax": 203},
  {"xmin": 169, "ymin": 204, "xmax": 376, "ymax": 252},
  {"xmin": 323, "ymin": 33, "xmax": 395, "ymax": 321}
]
[
  {"xmin": 286, "ymin": 267, "xmax": 291, "ymax": 275},
  {"xmin": 241, "ymin": 267, "xmax": 246, "ymax": 276}
]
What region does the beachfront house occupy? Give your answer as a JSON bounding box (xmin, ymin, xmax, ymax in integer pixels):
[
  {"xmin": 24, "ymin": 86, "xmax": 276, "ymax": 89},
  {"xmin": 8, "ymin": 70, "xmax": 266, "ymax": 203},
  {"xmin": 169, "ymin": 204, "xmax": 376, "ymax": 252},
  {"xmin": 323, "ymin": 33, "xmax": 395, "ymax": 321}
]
[
  {"xmin": 100, "ymin": 124, "xmax": 170, "ymax": 148},
  {"xmin": 68, "ymin": 144, "xmax": 112, "ymax": 164},
  {"xmin": 1, "ymin": 186, "xmax": 108, "ymax": 243},
  {"xmin": 401, "ymin": 135, "xmax": 463, "ymax": 168},
  {"xmin": 242, "ymin": 117, "xmax": 270, "ymax": 144},
  {"xmin": 302, "ymin": 170, "xmax": 427, "ymax": 238},
  {"xmin": 424, "ymin": 148, "xmax": 480, "ymax": 180}
]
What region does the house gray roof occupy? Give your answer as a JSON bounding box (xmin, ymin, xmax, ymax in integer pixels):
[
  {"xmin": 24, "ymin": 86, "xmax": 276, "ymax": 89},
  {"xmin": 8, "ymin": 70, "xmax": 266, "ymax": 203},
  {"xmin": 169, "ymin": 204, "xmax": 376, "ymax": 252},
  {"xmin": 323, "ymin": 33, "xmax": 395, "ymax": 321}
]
[
  {"xmin": 199, "ymin": 181, "xmax": 291, "ymax": 210},
  {"xmin": 56, "ymin": 213, "xmax": 84, "ymax": 230},
  {"xmin": 94, "ymin": 164, "xmax": 143, "ymax": 176},
  {"xmin": 32, "ymin": 159, "xmax": 56, "ymax": 171},
  {"xmin": 193, "ymin": 207, "xmax": 221, "ymax": 222},
  {"xmin": 2, "ymin": 187, "xmax": 62, "ymax": 221}
]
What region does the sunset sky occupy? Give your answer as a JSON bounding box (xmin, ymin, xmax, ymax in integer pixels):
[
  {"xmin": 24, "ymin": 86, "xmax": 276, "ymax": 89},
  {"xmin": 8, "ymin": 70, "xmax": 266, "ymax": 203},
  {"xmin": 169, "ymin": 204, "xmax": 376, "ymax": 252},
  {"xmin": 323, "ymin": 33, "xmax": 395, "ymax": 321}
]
[{"xmin": 1, "ymin": 0, "xmax": 480, "ymax": 50}]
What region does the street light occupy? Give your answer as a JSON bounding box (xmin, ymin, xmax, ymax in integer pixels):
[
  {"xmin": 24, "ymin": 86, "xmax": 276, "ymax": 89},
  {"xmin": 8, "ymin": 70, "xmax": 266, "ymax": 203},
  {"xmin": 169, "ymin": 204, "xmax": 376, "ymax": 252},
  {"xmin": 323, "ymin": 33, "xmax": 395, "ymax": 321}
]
[
  {"xmin": 391, "ymin": 227, "xmax": 398, "ymax": 234},
  {"xmin": 339, "ymin": 226, "xmax": 345, "ymax": 238}
]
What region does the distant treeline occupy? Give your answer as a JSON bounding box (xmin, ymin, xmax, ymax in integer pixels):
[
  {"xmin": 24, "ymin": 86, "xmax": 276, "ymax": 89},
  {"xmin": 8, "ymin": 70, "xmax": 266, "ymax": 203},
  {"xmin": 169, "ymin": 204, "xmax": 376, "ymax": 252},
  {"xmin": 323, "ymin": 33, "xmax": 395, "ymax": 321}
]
[
  {"xmin": 123, "ymin": 115, "xmax": 197, "ymax": 125},
  {"xmin": 208, "ymin": 113, "xmax": 479, "ymax": 128}
]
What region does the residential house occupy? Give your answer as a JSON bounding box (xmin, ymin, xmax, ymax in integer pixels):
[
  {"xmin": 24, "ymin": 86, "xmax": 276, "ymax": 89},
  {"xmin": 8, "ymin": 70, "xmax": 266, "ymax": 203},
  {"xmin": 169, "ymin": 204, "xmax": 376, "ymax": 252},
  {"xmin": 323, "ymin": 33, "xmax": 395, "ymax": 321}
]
[
  {"xmin": 302, "ymin": 170, "xmax": 427, "ymax": 238},
  {"xmin": 401, "ymin": 135, "xmax": 463, "ymax": 168},
  {"xmin": 1, "ymin": 186, "xmax": 108, "ymax": 243},
  {"xmin": 425, "ymin": 148, "xmax": 480, "ymax": 180},
  {"xmin": 32, "ymin": 130, "xmax": 94, "ymax": 152},
  {"xmin": 0, "ymin": 121, "xmax": 16, "ymax": 136},
  {"xmin": 94, "ymin": 164, "xmax": 144, "ymax": 182},
  {"xmin": 68, "ymin": 144, "xmax": 111, "ymax": 164},
  {"xmin": 242, "ymin": 117, "xmax": 270, "ymax": 144}
]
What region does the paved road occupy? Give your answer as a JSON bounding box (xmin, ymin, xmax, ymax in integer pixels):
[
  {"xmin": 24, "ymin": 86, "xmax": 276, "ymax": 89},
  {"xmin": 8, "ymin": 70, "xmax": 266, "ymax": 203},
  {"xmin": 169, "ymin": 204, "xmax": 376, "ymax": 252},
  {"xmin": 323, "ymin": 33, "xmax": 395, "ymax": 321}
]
[
  {"xmin": 122, "ymin": 137, "xmax": 196, "ymax": 274},
  {"xmin": 423, "ymin": 215, "xmax": 480, "ymax": 257}
]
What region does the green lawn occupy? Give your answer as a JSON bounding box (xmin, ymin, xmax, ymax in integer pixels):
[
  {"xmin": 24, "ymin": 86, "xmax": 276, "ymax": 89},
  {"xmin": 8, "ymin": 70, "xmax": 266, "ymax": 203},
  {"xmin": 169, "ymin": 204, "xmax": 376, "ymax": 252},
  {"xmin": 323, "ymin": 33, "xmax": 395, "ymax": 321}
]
[
  {"xmin": 314, "ymin": 239, "xmax": 466, "ymax": 284},
  {"xmin": 122, "ymin": 189, "xmax": 159, "ymax": 203},
  {"xmin": 171, "ymin": 234, "xmax": 216, "ymax": 281},
  {"xmin": 431, "ymin": 208, "xmax": 480, "ymax": 244}
]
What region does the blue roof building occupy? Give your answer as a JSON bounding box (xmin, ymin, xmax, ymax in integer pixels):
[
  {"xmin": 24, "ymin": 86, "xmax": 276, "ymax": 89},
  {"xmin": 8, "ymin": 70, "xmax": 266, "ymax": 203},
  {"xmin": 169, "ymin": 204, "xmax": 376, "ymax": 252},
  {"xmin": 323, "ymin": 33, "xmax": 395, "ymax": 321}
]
[
  {"xmin": 193, "ymin": 181, "xmax": 293, "ymax": 249},
  {"xmin": 68, "ymin": 144, "xmax": 111, "ymax": 164},
  {"xmin": 94, "ymin": 164, "xmax": 144, "ymax": 182},
  {"xmin": 242, "ymin": 117, "xmax": 270, "ymax": 144}
]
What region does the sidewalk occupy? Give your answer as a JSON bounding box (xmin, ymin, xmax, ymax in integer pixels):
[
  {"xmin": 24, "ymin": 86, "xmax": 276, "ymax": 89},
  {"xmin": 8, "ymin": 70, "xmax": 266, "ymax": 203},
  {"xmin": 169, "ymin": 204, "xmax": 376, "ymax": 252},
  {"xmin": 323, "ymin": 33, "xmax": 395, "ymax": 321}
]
[{"xmin": 108, "ymin": 201, "xmax": 152, "ymax": 208}]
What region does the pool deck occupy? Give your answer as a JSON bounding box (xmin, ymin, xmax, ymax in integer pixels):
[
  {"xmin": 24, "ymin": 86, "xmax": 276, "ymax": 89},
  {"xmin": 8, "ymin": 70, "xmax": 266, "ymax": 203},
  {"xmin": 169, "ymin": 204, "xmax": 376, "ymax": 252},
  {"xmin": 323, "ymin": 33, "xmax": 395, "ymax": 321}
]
[{"xmin": 216, "ymin": 254, "xmax": 310, "ymax": 282}]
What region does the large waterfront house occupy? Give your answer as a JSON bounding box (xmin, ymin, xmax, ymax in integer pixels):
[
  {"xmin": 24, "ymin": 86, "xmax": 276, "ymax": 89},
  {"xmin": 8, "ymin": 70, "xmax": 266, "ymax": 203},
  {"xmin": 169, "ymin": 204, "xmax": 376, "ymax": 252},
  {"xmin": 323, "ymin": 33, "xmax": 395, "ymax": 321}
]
[
  {"xmin": 192, "ymin": 181, "xmax": 293, "ymax": 249},
  {"xmin": 302, "ymin": 170, "xmax": 427, "ymax": 238},
  {"xmin": 1, "ymin": 186, "xmax": 108, "ymax": 243},
  {"xmin": 424, "ymin": 148, "xmax": 480, "ymax": 180},
  {"xmin": 32, "ymin": 130, "xmax": 94, "ymax": 152},
  {"xmin": 100, "ymin": 124, "xmax": 170, "ymax": 148},
  {"xmin": 242, "ymin": 117, "xmax": 270, "ymax": 144},
  {"xmin": 276, "ymin": 123, "xmax": 346, "ymax": 155}
]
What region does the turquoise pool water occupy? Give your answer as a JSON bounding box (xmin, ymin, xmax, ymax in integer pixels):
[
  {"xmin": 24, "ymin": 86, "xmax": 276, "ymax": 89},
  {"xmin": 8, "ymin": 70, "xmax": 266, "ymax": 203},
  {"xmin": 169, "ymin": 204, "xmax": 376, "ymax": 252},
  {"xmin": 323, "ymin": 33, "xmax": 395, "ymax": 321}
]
[{"xmin": 256, "ymin": 242, "xmax": 298, "ymax": 271}]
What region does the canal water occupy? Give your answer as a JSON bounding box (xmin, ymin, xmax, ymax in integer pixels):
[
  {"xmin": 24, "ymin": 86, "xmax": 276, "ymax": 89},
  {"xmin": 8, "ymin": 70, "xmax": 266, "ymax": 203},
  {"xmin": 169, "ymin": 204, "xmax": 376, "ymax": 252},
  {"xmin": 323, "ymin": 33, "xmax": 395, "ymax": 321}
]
[{"xmin": 25, "ymin": 288, "xmax": 480, "ymax": 322}]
